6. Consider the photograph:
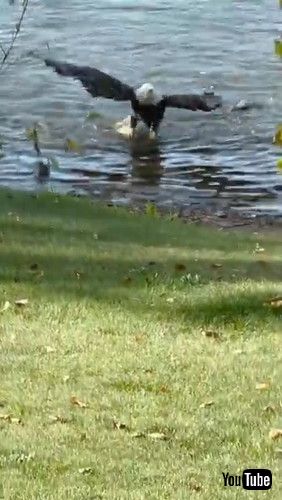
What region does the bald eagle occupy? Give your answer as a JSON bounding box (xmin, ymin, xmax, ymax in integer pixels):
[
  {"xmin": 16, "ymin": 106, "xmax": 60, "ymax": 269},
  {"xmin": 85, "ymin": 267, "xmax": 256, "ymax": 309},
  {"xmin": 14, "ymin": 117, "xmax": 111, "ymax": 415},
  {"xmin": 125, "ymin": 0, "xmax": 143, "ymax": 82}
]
[{"xmin": 45, "ymin": 58, "xmax": 222, "ymax": 139}]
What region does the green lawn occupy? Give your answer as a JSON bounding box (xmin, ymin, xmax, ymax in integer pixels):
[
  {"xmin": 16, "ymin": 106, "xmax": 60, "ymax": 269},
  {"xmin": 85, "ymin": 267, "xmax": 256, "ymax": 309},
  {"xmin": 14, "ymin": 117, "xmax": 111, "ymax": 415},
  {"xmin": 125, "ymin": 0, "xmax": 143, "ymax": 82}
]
[{"xmin": 0, "ymin": 189, "xmax": 281, "ymax": 499}]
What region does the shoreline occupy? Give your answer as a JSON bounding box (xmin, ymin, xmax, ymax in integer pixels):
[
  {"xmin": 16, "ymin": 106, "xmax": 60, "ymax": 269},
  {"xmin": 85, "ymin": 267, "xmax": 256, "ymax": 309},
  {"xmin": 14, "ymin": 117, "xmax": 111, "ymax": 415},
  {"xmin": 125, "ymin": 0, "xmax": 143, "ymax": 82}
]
[
  {"xmin": 4, "ymin": 186, "xmax": 282, "ymax": 231},
  {"xmin": 104, "ymin": 199, "xmax": 282, "ymax": 232}
]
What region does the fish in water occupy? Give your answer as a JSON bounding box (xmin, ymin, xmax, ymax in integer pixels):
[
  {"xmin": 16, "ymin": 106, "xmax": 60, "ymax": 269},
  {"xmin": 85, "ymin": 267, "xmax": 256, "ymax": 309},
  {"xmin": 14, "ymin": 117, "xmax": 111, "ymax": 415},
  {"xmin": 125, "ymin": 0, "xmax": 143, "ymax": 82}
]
[{"xmin": 45, "ymin": 58, "xmax": 222, "ymax": 139}]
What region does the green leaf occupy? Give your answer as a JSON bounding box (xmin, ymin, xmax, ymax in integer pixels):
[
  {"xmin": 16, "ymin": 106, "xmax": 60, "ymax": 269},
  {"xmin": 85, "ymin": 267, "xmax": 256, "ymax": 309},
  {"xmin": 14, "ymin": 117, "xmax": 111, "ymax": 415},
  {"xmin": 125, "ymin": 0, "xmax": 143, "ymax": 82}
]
[
  {"xmin": 277, "ymin": 158, "xmax": 282, "ymax": 171},
  {"xmin": 64, "ymin": 138, "xmax": 83, "ymax": 154},
  {"xmin": 145, "ymin": 202, "xmax": 158, "ymax": 217},
  {"xmin": 273, "ymin": 125, "xmax": 282, "ymax": 146},
  {"xmin": 86, "ymin": 110, "xmax": 102, "ymax": 121},
  {"xmin": 274, "ymin": 38, "xmax": 282, "ymax": 58}
]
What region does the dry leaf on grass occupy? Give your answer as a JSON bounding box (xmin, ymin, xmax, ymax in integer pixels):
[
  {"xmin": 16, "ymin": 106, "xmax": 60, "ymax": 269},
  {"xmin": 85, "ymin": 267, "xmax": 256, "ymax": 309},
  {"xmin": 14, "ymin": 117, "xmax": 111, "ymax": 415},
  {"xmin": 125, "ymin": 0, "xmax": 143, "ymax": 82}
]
[
  {"xmin": 78, "ymin": 467, "xmax": 93, "ymax": 475},
  {"xmin": 15, "ymin": 298, "xmax": 28, "ymax": 307},
  {"xmin": 46, "ymin": 346, "xmax": 56, "ymax": 354},
  {"xmin": 148, "ymin": 432, "xmax": 168, "ymax": 441},
  {"xmin": 159, "ymin": 385, "xmax": 170, "ymax": 394},
  {"xmin": 263, "ymin": 405, "xmax": 276, "ymax": 414},
  {"xmin": 70, "ymin": 396, "xmax": 88, "ymax": 409},
  {"xmin": 113, "ymin": 419, "xmax": 130, "ymax": 431},
  {"xmin": 73, "ymin": 271, "xmax": 83, "ymax": 280},
  {"xmin": 131, "ymin": 431, "xmax": 168, "ymax": 440},
  {"xmin": 0, "ymin": 414, "xmax": 22, "ymax": 425},
  {"xmin": 1, "ymin": 301, "xmax": 11, "ymax": 312},
  {"xmin": 49, "ymin": 415, "xmax": 69, "ymax": 424},
  {"xmin": 131, "ymin": 432, "xmax": 146, "ymax": 439},
  {"xmin": 166, "ymin": 297, "xmax": 174, "ymax": 304},
  {"xmin": 201, "ymin": 329, "xmax": 221, "ymax": 340},
  {"xmin": 256, "ymin": 382, "xmax": 271, "ymax": 391},
  {"xmin": 199, "ymin": 400, "xmax": 215, "ymax": 409},
  {"xmin": 269, "ymin": 429, "xmax": 282, "ymax": 440},
  {"xmin": 211, "ymin": 263, "xmax": 223, "ymax": 269},
  {"xmin": 264, "ymin": 297, "xmax": 282, "ymax": 308},
  {"xmin": 253, "ymin": 243, "xmax": 265, "ymax": 254},
  {"xmin": 134, "ymin": 334, "xmax": 146, "ymax": 344},
  {"xmin": 189, "ymin": 481, "xmax": 202, "ymax": 492}
]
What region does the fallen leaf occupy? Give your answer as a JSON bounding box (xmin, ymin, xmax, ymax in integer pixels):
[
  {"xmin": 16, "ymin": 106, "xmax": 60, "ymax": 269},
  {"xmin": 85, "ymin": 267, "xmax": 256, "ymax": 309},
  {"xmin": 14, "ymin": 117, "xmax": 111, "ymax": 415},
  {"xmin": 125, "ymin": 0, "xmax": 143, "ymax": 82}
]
[
  {"xmin": 1, "ymin": 301, "xmax": 11, "ymax": 312},
  {"xmin": 256, "ymin": 382, "xmax": 271, "ymax": 391},
  {"xmin": 211, "ymin": 263, "xmax": 223, "ymax": 269},
  {"xmin": 78, "ymin": 467, "xmax": 93, "ymax": 475},
  {"xmin": 189, "ymin": 481, "xmax": 202, "ymax": 492},
  {"xmin": 264, "ymin": 297, "xmax": 282, "ymax": 308},
  {"xmin": 234, "ymin": 349, "xmax": 245, "ymax": 355},
  {"xmin": 73, "ymin": 271, "xmax": 83, "ymax": 280},
  {"xmin": 148, "ymin": 432, "xmax": 168, "ymax": 441},
  {"xmin": 201, "ymin": 329, "xmax": 220, "ymax": 340},
  {"xmin": 269, "ymin": 428, "xmax": 282, "ymax": 440},
  {"xmin": 46, "ymin": 346, "xmax": 56, "ymax": 354},
  {"xmin": 70, "ymin": 396, "xmax": 88, "ymax": 409},
  {"xmin": 253, "ymin": 243, "xmax": 265, "ymax": 254},
  {"xmin": 10, "ymin": 417, "xmax": 22, "ymax": 425},
  {"xmin": 166, "ymin": 297, "xmax": 174, "ymax": 304},
  {"xmin": 159, "ymin": 385, "xmax": 170, "ymax": 394},
  {"xmin": 49, "ymin": 415, "xmax": 69, "ymax": 424},
  {"xmin": 14, "ymin": 298, "xmax": 28, "ymax": 307},
  {"xmin": 0, "ymin": 414, "xmax": 22, "ymax": 424},
  {"xmin": 199, "ymin": 400, "xmax": 215, "ymax": 409},
  {"xmin": 16, "ymin": 452, "xmax": 34, "ymax": 463},
  {"xmin": 263, "ymin": 405, "xmax": 276, "ymax": 414},
  {"xmin": 134, "ymin": 334, "xmax": 146, "ymax": 344},
  {"xmin": 131, "ymin": 432, "xmax": 146, "ymax": 438},
  {"xmin": 175, "ymin": 263, "xmax": 186, "ymax": 271},
  {"xmin": 144, "ymin": 368, "xmax": 154, "ymax": 375},
  {"xmin": 113, "ymin": 419, "xmax": 130, "ymax": 431}
]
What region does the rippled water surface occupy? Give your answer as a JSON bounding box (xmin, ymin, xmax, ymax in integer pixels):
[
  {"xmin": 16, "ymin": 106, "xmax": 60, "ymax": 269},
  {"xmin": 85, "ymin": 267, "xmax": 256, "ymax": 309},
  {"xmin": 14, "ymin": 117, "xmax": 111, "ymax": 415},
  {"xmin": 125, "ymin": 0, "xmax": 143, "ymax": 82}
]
[{"xmin": 1, "ymin": 0, "xmax": 282, "ymax": 214}]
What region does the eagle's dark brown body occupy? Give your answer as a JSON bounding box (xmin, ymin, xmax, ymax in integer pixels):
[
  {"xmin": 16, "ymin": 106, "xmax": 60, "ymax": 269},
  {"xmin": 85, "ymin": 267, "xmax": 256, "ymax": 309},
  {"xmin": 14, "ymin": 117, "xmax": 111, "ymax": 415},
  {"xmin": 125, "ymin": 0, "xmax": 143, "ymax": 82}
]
[{"xmin": 45, "ymin": 58, "xmax": 222, "ymax": 137}]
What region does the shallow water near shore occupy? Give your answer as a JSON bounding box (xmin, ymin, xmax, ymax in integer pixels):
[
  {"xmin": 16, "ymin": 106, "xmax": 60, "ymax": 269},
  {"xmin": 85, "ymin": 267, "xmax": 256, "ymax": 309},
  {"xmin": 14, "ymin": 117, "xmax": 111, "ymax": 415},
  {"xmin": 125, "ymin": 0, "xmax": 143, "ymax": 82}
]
[{"xmin": 0, "ymin": 0, "xmax": 282, "ymax": 216}]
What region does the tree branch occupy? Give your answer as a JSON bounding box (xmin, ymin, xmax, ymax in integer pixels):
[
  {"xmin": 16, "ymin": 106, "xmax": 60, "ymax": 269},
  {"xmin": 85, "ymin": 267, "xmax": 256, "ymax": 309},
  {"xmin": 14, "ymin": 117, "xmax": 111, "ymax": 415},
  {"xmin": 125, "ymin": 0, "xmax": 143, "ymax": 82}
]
[{"xmin": 1, "ymin": 0, "xmax": 30, "ymax": 69}]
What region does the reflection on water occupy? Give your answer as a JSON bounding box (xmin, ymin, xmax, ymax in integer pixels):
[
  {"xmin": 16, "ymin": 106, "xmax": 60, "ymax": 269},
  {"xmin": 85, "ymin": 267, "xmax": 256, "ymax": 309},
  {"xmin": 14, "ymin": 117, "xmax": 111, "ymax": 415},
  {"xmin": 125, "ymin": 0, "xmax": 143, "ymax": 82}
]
[{"xmin": 0, "ymin": 0, "xmax": 282, "ymax": 215}]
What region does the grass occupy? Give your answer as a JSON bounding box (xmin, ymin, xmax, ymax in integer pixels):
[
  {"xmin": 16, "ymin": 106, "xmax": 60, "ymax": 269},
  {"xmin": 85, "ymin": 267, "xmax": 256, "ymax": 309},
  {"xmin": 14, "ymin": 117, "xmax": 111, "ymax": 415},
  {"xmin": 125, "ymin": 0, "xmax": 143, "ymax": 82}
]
[{"xmin": 0, "ymin": 188, "xmax": 281, "ymax": 499}]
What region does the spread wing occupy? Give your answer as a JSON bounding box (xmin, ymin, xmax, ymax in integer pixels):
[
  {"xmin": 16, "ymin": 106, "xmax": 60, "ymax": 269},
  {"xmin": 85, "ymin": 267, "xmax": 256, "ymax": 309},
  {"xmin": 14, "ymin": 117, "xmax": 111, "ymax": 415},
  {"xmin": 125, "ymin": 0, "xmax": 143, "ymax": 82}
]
[
  {"xmin": 45, "ymin": 58, "xmax": 135, "ymax": 101},
  {"xmin": 164, "ymin": 93, "xmax": 222, "ymax": 112}
]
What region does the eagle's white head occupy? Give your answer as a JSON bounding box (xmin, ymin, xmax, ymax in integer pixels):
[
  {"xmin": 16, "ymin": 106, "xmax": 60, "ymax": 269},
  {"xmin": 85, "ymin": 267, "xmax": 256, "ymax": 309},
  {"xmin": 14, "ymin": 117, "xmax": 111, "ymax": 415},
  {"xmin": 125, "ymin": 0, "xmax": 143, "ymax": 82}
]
[{"xmin": 136, "ymin": 83, "xmax": 162, "ymax": 105}]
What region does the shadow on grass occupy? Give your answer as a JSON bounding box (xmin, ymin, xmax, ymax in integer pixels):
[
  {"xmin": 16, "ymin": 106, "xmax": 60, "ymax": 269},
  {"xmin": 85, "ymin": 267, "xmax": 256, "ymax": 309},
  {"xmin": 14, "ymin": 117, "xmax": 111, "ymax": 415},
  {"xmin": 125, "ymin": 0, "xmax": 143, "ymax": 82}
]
[{"xmin": 0, "ymin": 190, "xmax": 281, "ymax": 328}]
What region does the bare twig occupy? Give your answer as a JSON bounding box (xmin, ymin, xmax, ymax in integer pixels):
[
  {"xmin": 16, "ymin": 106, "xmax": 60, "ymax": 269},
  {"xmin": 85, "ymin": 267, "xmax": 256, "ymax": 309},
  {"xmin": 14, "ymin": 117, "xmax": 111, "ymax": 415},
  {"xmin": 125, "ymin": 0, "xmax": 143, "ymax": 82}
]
[
  {"xmin": 0, "ymin": 44, "xmax": 6, "ymax": 57},
  {"xmin": 1, "ymin": 0, "xmax": 30, "ymax": 69}
]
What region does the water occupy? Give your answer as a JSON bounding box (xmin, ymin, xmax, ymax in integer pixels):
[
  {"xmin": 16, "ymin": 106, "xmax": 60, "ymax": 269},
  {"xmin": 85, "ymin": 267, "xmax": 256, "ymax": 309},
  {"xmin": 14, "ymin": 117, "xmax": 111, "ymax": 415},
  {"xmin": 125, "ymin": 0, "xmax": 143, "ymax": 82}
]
[{"xmin": 1, "ymin": 0, "xmax": 282, "ymax": 215}]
